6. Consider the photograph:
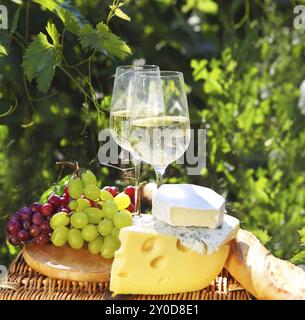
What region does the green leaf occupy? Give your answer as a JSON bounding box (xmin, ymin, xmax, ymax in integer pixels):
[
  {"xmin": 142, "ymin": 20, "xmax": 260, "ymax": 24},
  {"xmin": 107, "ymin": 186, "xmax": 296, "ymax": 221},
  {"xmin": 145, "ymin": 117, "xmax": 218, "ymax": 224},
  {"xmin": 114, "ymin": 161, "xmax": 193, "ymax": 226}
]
[
  {"xmin": 33, "ymin": 0, "xmax": 59, "ymax": 11},
  {"xmin": 11, "ymin": 6, "xmax": 21, "ymax": 35},
  {"xmin": 0, "ymin": 44, "xmax": 8, "ymax": 57},
  {"xmin": 299, "ymin": 227, "xmax": 305, "ymax": 244},
  {"xmin": 34, "ymin": 0, "xmax": 84, "ymax": 35},
  {"xmin": 46, "ymin": 21, "xmax": 60, "ymax": 46},
  {"xmin": 291, "ymin": 250, "xmax": 305, "ymax": 265},
  {"xmin": 79, "ymin": 22, "xmax": 131, "ymax": 60},
  {"xmin": 110, "ymin": 6, "xmax": 131, "ymax": 22},
  {"xmin": 56, "ymin": 7, "xmax": 81, "ymax": 34},
  {"xmin": 0, "ymin": 30, "xmax": 10, "ymax": 58},
  {"xmin": 250, "ymin": 229, "xmax": 272, "ymax": 245},
  {"xmin": 22, "ymin": 31, "xmax": 62, "ymax": 93}
]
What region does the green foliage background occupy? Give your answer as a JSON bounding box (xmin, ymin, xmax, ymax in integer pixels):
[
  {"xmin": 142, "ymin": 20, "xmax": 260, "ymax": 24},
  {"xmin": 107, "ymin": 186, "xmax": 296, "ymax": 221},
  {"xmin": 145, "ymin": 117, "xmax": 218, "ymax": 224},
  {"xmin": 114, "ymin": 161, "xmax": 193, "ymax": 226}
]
[{"xmin": 1, "ymin": 0, "xmax": 305, "ymax": 266}]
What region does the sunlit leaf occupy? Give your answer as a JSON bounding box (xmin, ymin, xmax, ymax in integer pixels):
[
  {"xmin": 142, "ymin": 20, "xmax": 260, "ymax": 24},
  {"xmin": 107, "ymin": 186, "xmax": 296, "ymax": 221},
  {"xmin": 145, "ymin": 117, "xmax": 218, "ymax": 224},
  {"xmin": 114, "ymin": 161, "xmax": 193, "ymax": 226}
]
[
  {"xmin": 110, "ymin": 6, "xmax": 131, "ymax": 22},
  {"xmin": 22, "ymin": 29, "xmax": 62, "ymax": 93},
  {"xmin": 79, "ymin": 22, "xmax": 131, "ymax": 60},
  {"xmin": 291, "ymin": 250, "xmax": 305, "ymax": 265}
]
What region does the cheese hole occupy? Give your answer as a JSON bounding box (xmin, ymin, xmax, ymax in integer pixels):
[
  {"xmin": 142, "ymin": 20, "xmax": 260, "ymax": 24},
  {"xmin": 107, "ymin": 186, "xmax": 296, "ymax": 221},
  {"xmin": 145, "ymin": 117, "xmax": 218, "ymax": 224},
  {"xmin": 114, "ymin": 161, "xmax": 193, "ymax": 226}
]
[
  {"xmin": 141, "ymin": 238, "xmax": 157, "ymax": 253},
  {"xmin": 159, "ymin": 277, "xmax": 170, "ymax": 284},
  {"xmin": 150, "ymin": 256, "xmax": 167, "ymax": 269},
  {"xmin": 118, "ymin": 272, "xmax": 128, "ymax": 278},
  {"xmin": 176, "ymin": 239, "xmax": 189, "ymax": 252}
]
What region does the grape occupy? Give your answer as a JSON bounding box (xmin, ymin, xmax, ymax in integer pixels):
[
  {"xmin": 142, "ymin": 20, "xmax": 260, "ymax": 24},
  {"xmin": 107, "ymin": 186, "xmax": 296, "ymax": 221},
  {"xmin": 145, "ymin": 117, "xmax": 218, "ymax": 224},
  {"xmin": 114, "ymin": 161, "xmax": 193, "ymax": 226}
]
[
  {"xmin": 100, "ymin": 189, "xmax": 114, "ymax": 202},
  {"xmin": 18, "ymin": 230, "xmax": 30, "ymax": 242},
  {"xmin": 104, "ymin": 236, "xmax": 120, "ymax": 250},
  {"xmin": 69, "ymin": 200, "xmax": 78, "ymax": 211},
  {"xmin": 70, "ymin": 212, "xmax": 88, "ymax": 229},
  {"xmin": 83, "ymin": 184, "xmax": 100, "ymax": 201},
  {"xmin": 40, "ymin": 203, "xmax": 54, "ymax": 216},
  {"xmin": 97, "ymin": 219, "xmax": 113, "ymax": 236},
  {"xmin": 8, "ymin": 235, "xmax": 20, "ymax": 246},
  {"xmin": 76, "ymin": 198, "xmax": 91, "ymax": 212},
  {"xmin": 110, "ymin": 227, "xmax": 120, "ymax": 240},
  {"xmin": 120, "ymin": 209, "xmax": 132, "ymax": 218},
  {"xmin": 40, "ymin": 221, "xmax": 52, "ymax": 233},
  {"xmin": 6, "ymin": 221, "xmax": 21, "ymax": 235},
  {"xmin": 32, "ymin": 213, "xmax": 44, "ymax": 226},
  {"xmin": 50, "ymin": 212, "xmax": 70, "ymax": 230},
  {"xmin": 103, "ymin": 186, "xmax": 119, "ymax": 197},
  {"xmin": 124, "ymin": 186, "xmax": 136, "ymax": 198},
  {"xmin": 60, "ymin": 196, "xmax": 69, "ymax": 207},
  {"xmin": 88, "ymin": 237, "xmax": 104, "ymax": 255},
  {"xmin": 48, "ymin": 194, "xmax": 62, "ymax": 208},
  {"xmin": 84, "ymin": 207, "xmax": 103, "ymax": 224},
  {"xmin": 11, "ymin": 213, "xmax": 20, "ymax": 222},
  {"xmin": 29, "ymin": 224, "xmax": 40, "ymax": 237},
  {"xmin": 19, "ymin": 207, "xmax": 32, "ymax": 221},
  {"xmin": 114, "ymin": 193, "xmax": 131, "ymax": 210},
  {"xmin": 34, "ymin": 233, "xmax": 50, "ymax": 246},
  {"xmin": 102, "ymin": 201, "xmax": 118, "ymax": 219},
  {"xmin": 22, "ymin": 221, "xmax": 31, "ymax": 231},
  {"xmin": 63, "ymin": 185, "xmax": 70, "ymax": 198},
  {"xmin": 67, "ymin": 229, "xmax": 84, "ymax": 249},
  {"xmin": 113, "ymin": 211, "xmax": 133, "ymax": 228},
  {"xmin": 100, "ymin": 237, "xmax": 119, "ymax": 259},
  {"xmin": 68, "ymin": 178, "xmax": 84, "ymax": 199},
  {"xmin": 56, "ymin": 207, "xmax": 69, "ymax": 214},
  {"xmin": 30, "ymin": 202, "xmax": 42, "ymax": 213},
  {"xmin": 81, "ymin": 170, "xmax": 97, "ymax": 187},
  {"xmin": 81, "ymin": 224, "xmax": 98, "ymax": 242},
  {"xmin": 126, "ymin": 203, "xmax": 135, "ymax": 213},
  {"xmin": 51, "ymin": 226, "xmax": 68, "ymax": 247}
]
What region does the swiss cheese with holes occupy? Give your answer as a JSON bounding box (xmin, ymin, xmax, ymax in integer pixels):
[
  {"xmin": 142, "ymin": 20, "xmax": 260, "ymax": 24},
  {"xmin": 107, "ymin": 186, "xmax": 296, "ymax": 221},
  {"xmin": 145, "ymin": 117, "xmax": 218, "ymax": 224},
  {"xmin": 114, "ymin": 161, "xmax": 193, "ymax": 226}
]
[{"xmin": 110, "ymin": 225, "xmax": 229, "ymax": 295}]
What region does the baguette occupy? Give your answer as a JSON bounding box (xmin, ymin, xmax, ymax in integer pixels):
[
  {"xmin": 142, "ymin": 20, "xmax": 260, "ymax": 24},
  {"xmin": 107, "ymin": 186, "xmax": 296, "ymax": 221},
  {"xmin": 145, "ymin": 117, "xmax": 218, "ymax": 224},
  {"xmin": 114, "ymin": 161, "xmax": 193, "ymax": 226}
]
[{"xmin": 225, "ymin": 229, "xmax": 305, "ymax": 300}]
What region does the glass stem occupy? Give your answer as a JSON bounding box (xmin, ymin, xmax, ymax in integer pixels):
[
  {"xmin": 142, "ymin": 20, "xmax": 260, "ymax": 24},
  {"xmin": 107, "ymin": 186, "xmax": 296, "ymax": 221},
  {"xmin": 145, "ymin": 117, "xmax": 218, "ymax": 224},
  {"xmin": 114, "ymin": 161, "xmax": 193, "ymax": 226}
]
[
  {"xmin": 132, "ymin": 158, "xmax": 141, "ymax": 215},
  {"xmin": 155, "ymin": 168, "xmax": 165, "ymax": 188}
]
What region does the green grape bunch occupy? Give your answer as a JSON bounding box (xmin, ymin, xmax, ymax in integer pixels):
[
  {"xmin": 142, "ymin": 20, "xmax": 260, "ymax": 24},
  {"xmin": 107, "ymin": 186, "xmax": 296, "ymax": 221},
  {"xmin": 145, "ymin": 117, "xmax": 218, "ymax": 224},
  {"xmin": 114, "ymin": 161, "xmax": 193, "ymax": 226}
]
[{"xmin": 50, "ymin": 170, "xmax": 134, "ymax": 259}]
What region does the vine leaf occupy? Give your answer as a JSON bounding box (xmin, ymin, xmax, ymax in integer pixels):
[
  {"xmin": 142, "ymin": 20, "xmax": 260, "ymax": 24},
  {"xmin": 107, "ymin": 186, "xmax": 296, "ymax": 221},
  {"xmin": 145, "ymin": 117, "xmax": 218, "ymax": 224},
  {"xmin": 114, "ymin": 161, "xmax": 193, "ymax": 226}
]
[
  {"xmin": 110, "ymin": 5, "xmax": 131, "ymax": 22},
  {"xmin": 291, "ymin": 250, "xmax": 305, "ymax": 265},
  {"xmin": 0, "ymin": 44, "xmax": 8, "ymax": 57},
  {"xmin": 46, "ymin": 21, "xmax": 60, "ymax": 46},
  {"xmin": 79, "ymin": 22, "xmax": 131, "ymax": 60},
  {"xmin": 33, "ymin": 0, "xmax": 58, "ymax": 11},
  {"xmin": 33, "ymin": 0, "xmax": 84, "ymax": 35},
  {"xmin": 56, "ymin": 7, "xmax": 81, "ymax": 34},
  {"xmin": 22, "ymin": 23, "xmax": 62, "ymax": 93}
]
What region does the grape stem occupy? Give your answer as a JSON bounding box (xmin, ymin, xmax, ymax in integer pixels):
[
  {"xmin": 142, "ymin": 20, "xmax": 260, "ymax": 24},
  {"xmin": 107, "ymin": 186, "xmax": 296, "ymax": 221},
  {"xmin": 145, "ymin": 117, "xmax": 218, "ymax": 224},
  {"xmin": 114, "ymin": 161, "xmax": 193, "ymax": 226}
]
[{"xmin": 56, "ymin": 161, "xmax": 81, "ymax": 178}]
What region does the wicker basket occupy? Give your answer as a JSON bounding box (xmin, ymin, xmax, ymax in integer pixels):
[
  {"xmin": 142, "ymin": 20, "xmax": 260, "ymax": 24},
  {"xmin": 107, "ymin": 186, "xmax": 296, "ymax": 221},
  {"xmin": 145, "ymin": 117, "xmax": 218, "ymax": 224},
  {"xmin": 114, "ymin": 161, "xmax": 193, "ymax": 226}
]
[{"xmin": 0, "ymin": 252, "xmax": 252, "ymax": 300}]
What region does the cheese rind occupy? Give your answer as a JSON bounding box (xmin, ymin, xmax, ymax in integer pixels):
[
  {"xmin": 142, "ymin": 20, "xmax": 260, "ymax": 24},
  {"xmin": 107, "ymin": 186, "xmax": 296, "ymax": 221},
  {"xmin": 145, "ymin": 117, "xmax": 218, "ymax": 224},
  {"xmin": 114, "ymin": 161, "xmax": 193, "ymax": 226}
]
[
  {"xmin": 133, "ymin": 214, "xmax": 239, "ymax": 255},
  {"xmin": 152, "ymin": 184, "xmax": 225, "ymax": 228},
  {"xmin": 110, "ymin": 225, "xmax": 229, "ymax": 295}
]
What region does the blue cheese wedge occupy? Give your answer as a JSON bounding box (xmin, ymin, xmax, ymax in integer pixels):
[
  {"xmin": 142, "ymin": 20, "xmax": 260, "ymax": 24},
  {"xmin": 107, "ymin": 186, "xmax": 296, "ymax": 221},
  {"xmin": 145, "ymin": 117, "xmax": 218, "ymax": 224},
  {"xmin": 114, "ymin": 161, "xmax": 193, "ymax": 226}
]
[
  {"xmin": 152, "ymin": 184, "xmax": 225, "ymax": 228},
  {"xmin": 133, "ymin": 214, "xmax": 239, "ymax": 255}
]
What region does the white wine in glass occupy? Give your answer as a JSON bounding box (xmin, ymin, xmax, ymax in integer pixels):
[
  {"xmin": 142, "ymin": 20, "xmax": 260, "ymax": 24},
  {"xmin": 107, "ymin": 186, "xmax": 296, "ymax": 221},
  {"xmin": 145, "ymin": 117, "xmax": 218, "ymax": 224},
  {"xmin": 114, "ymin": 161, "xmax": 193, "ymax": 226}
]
[
  {"xmin": 130, "ymin": 71, "xmax": 191, "ymax": 187},
  {"xmin": 109, "ymin": 65, "xmax": 160, "ymax": 213}
]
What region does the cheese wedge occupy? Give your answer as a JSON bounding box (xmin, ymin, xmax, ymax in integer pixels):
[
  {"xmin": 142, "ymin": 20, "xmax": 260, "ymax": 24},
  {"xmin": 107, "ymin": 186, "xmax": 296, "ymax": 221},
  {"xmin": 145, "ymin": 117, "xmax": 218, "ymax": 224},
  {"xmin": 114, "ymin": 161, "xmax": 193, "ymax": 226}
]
[
  {"xmin": 110, "ymin": 225, "xmax": 229, "ymax": 295},
  {"xmin": 152, "ymin": 184, "xmax": 225, "ymax": 228}
]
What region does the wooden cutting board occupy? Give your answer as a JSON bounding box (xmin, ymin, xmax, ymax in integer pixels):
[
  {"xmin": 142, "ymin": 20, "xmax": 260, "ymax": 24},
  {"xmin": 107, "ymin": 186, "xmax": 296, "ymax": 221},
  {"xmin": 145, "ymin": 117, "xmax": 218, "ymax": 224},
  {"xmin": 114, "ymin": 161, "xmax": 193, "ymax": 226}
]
[{"xmin": 23, "ymin": 244, "xmax": 112, "ymax": 282}]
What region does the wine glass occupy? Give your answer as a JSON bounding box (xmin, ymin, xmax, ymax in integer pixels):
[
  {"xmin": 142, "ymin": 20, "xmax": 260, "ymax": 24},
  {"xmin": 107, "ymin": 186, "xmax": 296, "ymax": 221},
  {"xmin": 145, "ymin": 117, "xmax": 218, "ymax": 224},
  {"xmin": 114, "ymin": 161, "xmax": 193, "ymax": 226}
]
[
  {"xmin": 109, "ymin": 65, "xmax": 160, "ymax": 214},
  {"xmin": 130, "ymin": 71, "xmax": 191, "ymax": 187}
]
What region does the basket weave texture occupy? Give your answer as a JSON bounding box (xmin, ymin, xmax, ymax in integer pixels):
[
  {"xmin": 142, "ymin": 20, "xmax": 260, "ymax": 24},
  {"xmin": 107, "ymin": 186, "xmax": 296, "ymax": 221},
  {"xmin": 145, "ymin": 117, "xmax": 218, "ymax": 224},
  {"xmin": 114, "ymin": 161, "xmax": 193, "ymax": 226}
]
[{"xmin": 0, "ymin": 252, "xmax": 252, "ymax": 300}]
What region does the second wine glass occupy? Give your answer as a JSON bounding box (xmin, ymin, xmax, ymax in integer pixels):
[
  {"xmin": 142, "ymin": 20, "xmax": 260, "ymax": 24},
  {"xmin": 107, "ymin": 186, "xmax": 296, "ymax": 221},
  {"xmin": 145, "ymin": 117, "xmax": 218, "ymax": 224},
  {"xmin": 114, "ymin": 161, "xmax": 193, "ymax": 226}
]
[{"xmin": 130, "ymin": 71, "xmax": 191, "ymax": 187}]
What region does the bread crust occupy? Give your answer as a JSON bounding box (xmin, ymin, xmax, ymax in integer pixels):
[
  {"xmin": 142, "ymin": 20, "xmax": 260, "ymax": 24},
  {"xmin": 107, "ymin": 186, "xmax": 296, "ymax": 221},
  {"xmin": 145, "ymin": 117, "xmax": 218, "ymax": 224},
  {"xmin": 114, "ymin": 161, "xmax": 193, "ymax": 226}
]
[{"xmin": 225, "ymin": 229, "xmax": 305, "ymax": 300}]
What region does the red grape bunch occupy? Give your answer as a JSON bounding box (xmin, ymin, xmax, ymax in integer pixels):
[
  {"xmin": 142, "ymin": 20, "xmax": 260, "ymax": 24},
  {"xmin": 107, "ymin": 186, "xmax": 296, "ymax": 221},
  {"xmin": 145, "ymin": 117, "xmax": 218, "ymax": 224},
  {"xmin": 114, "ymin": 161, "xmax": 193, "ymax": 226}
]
[{"xmin": 5, "ymin": 187, "xmax": 71, "ymax": 246}]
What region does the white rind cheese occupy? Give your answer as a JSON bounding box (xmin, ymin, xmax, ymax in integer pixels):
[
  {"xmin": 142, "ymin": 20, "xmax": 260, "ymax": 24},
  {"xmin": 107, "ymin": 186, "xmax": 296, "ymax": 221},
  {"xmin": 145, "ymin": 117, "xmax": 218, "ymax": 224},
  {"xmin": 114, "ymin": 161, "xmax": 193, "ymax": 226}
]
[
  {"xmin": 152, "ymin": 184, "xmax": 225, "ymax": 228},
  {"xmin": 133, "ymin": 214, "xmax": 239, "ymax": 255}
]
